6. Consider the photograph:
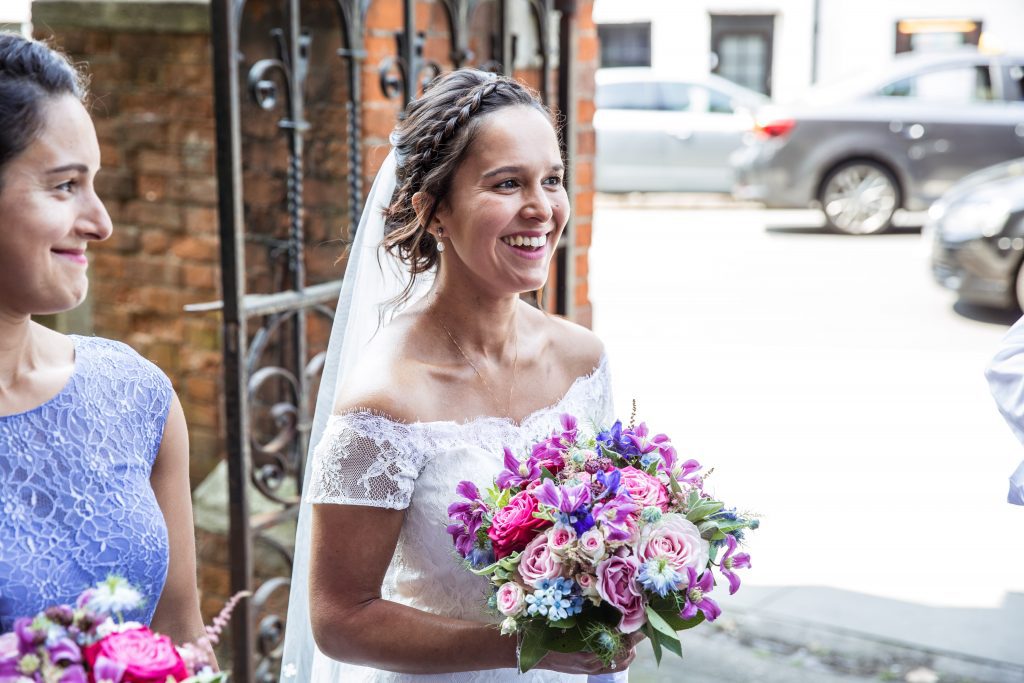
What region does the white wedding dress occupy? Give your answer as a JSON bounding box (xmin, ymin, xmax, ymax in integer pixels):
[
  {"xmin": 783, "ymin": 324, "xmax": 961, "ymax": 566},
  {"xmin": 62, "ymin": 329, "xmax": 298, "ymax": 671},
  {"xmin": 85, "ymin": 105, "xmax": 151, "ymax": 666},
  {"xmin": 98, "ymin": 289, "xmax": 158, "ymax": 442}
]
[
  {"xmin": 298, "ymin": 355, "xmax": 613, "ymax": 682},
  {"xmin": 278, "ymin": 149, "xmax": 626, "ymax": 682}
]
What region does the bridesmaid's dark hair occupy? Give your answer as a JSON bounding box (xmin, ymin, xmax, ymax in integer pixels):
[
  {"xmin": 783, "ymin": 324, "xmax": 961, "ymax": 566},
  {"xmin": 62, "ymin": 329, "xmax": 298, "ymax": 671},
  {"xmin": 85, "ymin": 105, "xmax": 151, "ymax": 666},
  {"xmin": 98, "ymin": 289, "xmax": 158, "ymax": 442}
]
[
  {"xmin": 0, "ymin": 33, "xmax": 87, "ymax": 189},
  {"xmin": 382, "ymin": 68, "xmax": 558, "ymax": 309}
]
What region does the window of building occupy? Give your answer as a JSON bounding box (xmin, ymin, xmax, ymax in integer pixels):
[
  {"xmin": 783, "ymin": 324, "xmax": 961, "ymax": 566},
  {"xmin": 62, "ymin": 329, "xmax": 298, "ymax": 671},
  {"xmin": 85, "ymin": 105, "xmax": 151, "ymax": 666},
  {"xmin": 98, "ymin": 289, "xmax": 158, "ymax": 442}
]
[
  {"xmin": 895, "ymin": 18, "xmax": 982, "ymax": 54},
  {"xmin": 709, "ymin": 15, "xmax": 774, "ymax": 96},
  {"xmin": 598, "ymin": 23, "xmax": 652, "ymax": 68}
]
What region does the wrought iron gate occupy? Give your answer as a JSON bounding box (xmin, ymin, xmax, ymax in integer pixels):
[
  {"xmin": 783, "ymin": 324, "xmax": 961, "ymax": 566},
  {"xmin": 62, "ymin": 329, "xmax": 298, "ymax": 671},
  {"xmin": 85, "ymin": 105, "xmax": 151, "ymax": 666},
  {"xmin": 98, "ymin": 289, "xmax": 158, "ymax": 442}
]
[{"xmin": 208, "ymin": 0, "xmax": 578, "ymax": 679}]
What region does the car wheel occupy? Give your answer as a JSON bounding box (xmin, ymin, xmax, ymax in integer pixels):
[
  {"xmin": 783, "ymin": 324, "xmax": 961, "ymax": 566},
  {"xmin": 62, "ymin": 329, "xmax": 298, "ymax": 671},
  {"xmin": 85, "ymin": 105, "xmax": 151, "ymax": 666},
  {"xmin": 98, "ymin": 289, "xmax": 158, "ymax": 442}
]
[{"xmin": 819, "ymin": 161, "xmax": 899, "ymax": 235}]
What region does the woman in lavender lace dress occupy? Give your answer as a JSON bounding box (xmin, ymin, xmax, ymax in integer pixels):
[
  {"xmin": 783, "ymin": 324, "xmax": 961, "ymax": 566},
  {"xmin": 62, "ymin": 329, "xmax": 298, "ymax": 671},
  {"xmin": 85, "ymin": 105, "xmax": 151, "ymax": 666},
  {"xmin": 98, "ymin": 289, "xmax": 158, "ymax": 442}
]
[
  {"xmin": 282, "ymin": 70, "xmax": 643, "ymax": 681},
  {"xmin": 0, "ymin": 34, "xmax": 205, "ymax": 644}
]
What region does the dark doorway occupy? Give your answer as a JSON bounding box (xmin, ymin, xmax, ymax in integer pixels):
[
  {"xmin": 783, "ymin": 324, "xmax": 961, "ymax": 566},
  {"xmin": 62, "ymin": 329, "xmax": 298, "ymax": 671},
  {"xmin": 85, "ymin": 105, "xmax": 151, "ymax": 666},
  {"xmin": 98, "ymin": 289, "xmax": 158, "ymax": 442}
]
[{"xmin": 710, "ymin": 14, "xmax": 774, "ymax": 96}]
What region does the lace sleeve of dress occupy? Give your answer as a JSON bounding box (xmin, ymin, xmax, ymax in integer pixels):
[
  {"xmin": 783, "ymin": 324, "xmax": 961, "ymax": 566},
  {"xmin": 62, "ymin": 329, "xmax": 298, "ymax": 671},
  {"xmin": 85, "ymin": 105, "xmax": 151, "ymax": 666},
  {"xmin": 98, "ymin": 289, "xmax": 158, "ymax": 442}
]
[{"xmin": 305, "ymin": 411, "xmax": 427, "ymax": 509}]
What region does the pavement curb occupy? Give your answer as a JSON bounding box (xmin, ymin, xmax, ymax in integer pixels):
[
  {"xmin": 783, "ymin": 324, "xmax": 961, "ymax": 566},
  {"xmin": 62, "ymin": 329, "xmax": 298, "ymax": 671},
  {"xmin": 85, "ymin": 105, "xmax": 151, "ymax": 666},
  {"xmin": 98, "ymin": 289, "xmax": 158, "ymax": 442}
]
[{"xmin": 727, "ymin": 608, "xmax": 1024, "ymax": 683}]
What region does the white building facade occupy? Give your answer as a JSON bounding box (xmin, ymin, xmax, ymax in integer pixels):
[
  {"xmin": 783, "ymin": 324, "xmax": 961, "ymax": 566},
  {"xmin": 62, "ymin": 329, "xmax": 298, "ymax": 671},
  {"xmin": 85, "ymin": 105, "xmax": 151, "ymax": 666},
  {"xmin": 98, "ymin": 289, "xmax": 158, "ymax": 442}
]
[{"xmin": 593, "ymin": 0, "xmax": 1024, "ymax": 102}]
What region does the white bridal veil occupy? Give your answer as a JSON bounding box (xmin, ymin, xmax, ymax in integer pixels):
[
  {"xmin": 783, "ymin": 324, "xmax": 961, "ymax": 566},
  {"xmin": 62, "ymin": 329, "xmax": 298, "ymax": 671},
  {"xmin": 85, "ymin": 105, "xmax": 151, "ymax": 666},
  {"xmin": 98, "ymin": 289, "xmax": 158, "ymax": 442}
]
[{"xmin": 279, "ymin": 149, "xmax": 430, "ymax": 681}]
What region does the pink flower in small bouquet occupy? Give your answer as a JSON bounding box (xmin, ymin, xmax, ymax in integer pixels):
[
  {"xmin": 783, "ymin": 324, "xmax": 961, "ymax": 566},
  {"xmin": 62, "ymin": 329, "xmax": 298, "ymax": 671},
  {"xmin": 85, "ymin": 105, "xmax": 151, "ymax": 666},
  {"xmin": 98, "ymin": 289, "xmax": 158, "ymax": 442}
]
[
  {"xmin": 446, "ymin": 411, "xmax": 759, "ymax": 672},
  {"xmin": 83, "ymin": 627, "xmax": 189, "ymax": 682},
  {"xmin": 0, "ymin": 576, "xmax": 247, "ymax": 683}
]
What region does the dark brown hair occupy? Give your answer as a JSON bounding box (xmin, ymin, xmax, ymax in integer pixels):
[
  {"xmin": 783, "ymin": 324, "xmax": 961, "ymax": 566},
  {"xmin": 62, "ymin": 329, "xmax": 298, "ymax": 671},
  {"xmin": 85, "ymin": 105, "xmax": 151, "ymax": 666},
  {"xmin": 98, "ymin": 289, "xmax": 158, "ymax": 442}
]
[
  {"xmin": 0, "ymin": 33, "xmax": 87, "ymax": 190},
  {"xmin": 381, "ymin": 68, "xmax": 555, "ymax": 307}
]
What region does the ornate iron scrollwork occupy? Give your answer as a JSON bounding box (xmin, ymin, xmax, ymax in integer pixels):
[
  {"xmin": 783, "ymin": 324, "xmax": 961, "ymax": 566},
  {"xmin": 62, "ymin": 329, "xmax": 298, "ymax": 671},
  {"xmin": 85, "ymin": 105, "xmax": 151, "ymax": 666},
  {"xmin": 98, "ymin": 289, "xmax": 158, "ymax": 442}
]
[
  {"xmin": 209, "ymin": 1, "xmax": 569, "ymax": 680},
  {"xmin": 378, "ymin": 31, "xmax": 444, "ymax": 103}
]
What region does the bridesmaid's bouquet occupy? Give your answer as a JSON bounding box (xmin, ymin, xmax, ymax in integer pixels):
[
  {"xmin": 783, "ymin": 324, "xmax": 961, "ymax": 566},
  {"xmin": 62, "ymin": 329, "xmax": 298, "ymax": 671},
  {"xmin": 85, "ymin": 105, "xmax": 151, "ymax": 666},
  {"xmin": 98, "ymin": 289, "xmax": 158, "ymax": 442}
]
[
  {"xmin": 446, "ymin": 411, "xmax": 759, "ymax": 672},
  {"xmin": 0, "ymin": 576, "xmax": 245, "ymax": 683}
]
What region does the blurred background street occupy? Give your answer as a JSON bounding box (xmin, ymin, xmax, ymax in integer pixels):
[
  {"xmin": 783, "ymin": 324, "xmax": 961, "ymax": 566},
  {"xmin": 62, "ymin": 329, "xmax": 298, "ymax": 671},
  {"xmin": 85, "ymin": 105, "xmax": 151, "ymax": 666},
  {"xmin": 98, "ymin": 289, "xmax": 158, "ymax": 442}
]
[{"xmin": 592, "ymin": 199, "xmax": 1024, "ymax": 682}]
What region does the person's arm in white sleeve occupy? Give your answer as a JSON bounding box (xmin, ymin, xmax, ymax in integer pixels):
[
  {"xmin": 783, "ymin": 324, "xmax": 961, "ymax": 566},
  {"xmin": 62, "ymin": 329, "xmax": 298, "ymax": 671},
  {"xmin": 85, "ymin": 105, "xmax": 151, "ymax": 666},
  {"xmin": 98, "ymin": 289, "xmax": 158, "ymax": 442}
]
[{"xmin": 984, "ymin": 315, "xmax": 1024, "ymax": 505}]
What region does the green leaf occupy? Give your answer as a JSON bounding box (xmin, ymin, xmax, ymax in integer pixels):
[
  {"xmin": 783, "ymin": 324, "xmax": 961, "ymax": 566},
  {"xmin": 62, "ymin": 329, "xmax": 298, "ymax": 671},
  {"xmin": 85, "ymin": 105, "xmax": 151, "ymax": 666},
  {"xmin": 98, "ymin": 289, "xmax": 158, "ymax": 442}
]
[
  {"xmin": 540, "ymin": 624, "xmax": 588, "ymax": 653},
  {"xmin": 686, "ymin": 500, "xmax": 724, "ymax": 523},
  {"xmin": 518, "ymin": 626, "xmax": 549, "ymax": 672},
  {"xmin": 645, "ymin": 606, "xmax": 679, "ymax": 640},
  {"xmin": 676, "ymin": 611, "xmax": 706, "ymax": 631},
  {"xmin": 548, "ymin": 617, "xmax": 577, "ymax": 629},
  {"xmin": 540, "ymin": 466, "xmax": 557, "ymax": 481},
  {"xmin": 657, "ymin": 629, "xmax": 683, "ymax": 658},
  {"xmin": 644, "ymin": 622, "xmax": 663, "ymax": 665}
]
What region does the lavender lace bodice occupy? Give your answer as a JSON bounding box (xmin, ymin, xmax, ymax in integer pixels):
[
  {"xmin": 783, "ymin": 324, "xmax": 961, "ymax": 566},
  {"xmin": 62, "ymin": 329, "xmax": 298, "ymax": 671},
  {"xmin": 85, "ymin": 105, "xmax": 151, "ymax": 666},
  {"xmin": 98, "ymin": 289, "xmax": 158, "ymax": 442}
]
[{"xmin": 0, "ymin": 335, "xmax": 172, "ymax": 631}]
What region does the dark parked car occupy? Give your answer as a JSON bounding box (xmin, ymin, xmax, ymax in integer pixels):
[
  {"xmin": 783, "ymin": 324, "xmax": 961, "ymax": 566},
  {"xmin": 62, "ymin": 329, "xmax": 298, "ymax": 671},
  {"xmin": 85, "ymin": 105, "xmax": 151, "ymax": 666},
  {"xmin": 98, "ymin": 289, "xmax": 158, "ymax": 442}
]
[
  {"xmin": 732, "ymin": 49, "xmax": 1024, "ymax": 235},
  {"xmin": 930, "ymin": 158, "xmax": 1024, "ymax": 310}
]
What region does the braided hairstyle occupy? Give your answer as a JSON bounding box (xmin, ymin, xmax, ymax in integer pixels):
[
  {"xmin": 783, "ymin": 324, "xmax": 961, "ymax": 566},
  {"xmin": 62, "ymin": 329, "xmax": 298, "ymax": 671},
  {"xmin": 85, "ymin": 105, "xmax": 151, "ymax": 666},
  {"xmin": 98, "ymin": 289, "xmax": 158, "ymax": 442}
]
[
  {"xmin": 382, "ymin": 68, "xmax": 554, "ymax": 307},
  {"xmin": 0, "ymin": 33, "xmax": 87, "ymax": 190}
]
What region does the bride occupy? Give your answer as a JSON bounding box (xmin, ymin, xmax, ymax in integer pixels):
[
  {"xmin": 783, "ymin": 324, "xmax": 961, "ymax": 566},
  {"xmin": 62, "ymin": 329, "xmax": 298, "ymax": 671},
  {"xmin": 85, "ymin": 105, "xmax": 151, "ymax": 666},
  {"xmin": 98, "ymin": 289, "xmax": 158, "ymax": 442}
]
[{"xmin": 281, "ymin": 69, "xmax": 640, "ymax": 681}]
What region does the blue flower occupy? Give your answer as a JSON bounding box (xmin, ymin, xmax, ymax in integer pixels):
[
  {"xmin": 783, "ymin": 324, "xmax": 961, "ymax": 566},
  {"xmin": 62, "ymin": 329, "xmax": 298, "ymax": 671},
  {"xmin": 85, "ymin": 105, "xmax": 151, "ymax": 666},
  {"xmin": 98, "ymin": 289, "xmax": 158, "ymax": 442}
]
[
  {"xmin": 469, "ymin": 542, "xmax": 495, "ymax": 569},
  {"xmin": 525, "ymin": 578, "xmax": 584, "ymax": 622},
  {"xmin": 596, "ymin": 421, "xmax": 640, "ymax": 458},
  {"xmin": 637, "ymin": 558, "xmax": 683, "ymax": 597}
]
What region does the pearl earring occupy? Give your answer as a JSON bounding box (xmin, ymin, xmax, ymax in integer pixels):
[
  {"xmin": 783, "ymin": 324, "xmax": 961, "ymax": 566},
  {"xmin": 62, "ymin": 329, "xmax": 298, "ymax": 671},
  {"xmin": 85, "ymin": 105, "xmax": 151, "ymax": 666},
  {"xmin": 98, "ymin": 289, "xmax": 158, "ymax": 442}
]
[{"xmin": 436, "ymin": 228, "xmax": 445, "ymax": 253}]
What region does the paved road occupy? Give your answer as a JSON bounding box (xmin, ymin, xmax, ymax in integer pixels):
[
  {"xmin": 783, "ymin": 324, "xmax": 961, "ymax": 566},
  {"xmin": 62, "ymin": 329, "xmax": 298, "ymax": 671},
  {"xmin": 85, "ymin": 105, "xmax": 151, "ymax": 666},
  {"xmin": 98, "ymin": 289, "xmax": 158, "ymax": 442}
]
[{"xmin": 589, "ymin": 201, "xmax": 1024, "ymax": 681}]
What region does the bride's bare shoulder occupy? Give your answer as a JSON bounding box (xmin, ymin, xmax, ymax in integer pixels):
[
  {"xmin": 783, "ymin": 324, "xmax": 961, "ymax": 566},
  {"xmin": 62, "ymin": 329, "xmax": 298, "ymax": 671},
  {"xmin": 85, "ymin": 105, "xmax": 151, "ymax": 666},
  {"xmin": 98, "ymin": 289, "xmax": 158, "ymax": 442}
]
[
  {"xmin": 531, "ymin": 306, "xmax": 606, "ymax": 378},
  {"xmin": 331, "ymin": 313, "xmax": 435, "ymax": 423}
]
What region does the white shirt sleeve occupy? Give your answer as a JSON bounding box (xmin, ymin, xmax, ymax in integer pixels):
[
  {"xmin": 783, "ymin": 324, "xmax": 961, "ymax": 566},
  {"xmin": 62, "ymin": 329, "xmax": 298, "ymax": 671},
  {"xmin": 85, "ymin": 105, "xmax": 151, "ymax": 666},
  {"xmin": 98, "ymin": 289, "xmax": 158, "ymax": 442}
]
[{"xmin": 984, "ymin": 315, "xmax": 1024, "ymax": 505}]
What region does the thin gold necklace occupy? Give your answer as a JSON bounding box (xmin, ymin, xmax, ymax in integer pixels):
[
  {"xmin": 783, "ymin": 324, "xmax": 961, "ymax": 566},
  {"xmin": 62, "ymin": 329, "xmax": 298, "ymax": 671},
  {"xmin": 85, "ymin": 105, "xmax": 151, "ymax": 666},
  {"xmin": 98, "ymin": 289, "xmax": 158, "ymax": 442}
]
[{"xmin": 440, "ymin": 320, "xmax": 518, "ymax": 417}]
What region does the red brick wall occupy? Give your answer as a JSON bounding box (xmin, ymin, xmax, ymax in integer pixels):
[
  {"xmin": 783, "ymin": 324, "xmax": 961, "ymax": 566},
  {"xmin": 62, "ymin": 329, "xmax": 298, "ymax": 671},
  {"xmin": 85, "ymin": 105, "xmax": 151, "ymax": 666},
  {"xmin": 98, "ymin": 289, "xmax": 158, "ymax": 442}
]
[{"xmin": 32, "ymin": 23, "xmax": 224, "ymax": 486}]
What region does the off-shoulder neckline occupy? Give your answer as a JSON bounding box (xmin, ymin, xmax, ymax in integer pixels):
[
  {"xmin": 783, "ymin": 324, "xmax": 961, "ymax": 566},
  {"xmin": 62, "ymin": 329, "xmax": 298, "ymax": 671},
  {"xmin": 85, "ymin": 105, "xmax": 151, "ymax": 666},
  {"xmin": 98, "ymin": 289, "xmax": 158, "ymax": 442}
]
[{"xmin": 335, "ymin": 353, "xmax": 608, "ymax": 431}]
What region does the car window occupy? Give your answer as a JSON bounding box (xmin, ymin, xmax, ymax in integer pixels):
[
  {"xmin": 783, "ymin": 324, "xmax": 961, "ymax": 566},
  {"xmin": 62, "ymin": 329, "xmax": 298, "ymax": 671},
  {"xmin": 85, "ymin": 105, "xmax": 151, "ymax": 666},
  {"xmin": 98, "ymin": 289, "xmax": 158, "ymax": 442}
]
[
  {"xmin": 878, "ymin": 65, "xmax": 995, "ymax": 103},
  {"xmin": 706, "ymin": 87, "xmax": 736, "ymax": 113},
  {"xmin": 659, "ymin": 82, "xmax": 692, "ymax": 111},
  {"xmin": 596, "ymin": 81, "xmax": 660, "ymax": 110}
]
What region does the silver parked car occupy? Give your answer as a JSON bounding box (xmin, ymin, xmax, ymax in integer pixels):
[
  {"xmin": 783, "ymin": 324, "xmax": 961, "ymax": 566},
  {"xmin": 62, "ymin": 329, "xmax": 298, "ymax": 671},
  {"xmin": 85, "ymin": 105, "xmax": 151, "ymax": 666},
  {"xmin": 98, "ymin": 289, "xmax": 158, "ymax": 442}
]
[
  {"xmin": 731, "ymin": 50, "xmax": 1024, "ymax": 234},
  {"xmin": 595, "ymin": 68, "xmax": 768, "ymax": 193}
]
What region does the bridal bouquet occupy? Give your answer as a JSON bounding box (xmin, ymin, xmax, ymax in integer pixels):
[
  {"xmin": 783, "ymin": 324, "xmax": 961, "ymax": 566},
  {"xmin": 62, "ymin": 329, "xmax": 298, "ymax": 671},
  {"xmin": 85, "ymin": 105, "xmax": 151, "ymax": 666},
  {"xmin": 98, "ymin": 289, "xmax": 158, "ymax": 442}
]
[
  {"xmin": 446, "ymin": 412, "xmax": 758, "ymax": 672},
  {"xmin": 0, "ymin": 576, "xmax": 245, "ymax": 683}
]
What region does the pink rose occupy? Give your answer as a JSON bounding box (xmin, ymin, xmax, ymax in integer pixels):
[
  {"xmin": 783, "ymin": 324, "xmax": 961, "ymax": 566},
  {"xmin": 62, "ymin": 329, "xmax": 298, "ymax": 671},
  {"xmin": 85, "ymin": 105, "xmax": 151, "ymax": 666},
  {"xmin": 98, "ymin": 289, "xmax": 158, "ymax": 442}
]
[
  {"xmin": 496, "ymin": 582, "xmax": 526, "ymax": 616},
  {"xmin": 620, "ymin": 466, "xmax": 670, "ymax": 511},
  {"xmin": 545, "ymin": 526, "xmax": 576, "ymax": 557},
  {"xmin": 595, "ymin": 554, "xmax": 646, "ymax": 633},
  {"xmin": 575, "ymin": 572, "xmax": 601, "ymax": 604},
  {"xmin": 488, "ymin": 490, "xmax": 551, "ymax": 559},
  {"xmin": 577, "ymin": 527, "xmax": 606, "ymax": 564},
  {"xmin": 517, "ymin": 533, "xmax": 564, "ymax": 586},
  {"xmin": 83, "ymin": 627, "xmax": 189, "ymax": 683},
  {"xmin": 638, "ymin": 513, "xmax": 710, "ymax": 574}
]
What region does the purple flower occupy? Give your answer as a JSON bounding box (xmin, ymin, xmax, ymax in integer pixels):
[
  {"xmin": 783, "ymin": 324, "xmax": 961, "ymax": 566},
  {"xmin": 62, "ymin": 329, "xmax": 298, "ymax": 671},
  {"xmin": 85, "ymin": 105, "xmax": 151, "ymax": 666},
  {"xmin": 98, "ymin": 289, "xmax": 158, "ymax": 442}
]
[
  {"xmin": 58, "ymin": 663, "xmax": 88, "ymax": 683},
  {"xmin": 447, "ymin": 480, "xmax": 487, "ymax": 558},
  {"xmin": 496, "ymin": 447, "xmax": 540, "ymax": 490},
  {"xmin": 592, "ymin": 469, "xmax": 624, "ymax": 500},
  {"xmin": 591, "ymin": 495, "xmax": 639, "ymax": 542},
  {"xmin": 533, "ymin": 480, "xmax": 590, "ymax": 512},
  {"xmin": 596, "ymin": 421, "xmax": 639, "ymax": 457},
  {"xmin": 720, "ymin": 535, "xmax": 752, "ymax": 595},
  {"xmin": 624, "ymin": 422, "xmax": 659, "ymax": 457},
  {"xmin": 533, "ymin": 480, "xmax": 594, "ymax": 534},
  {"xmin": 92, "ymin": 654, "xmax": 128, "ymax": 683},
  {"xmin": 14, "ymin": 617, "xmax": 44, "ymax": 654},
  {"xmin": 48, "ymin": 636, "xmax": 82, "ymax": 666},
  {"xmin": 680, "ymin": 567, "xmax": 720, "ymax": 622}
]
